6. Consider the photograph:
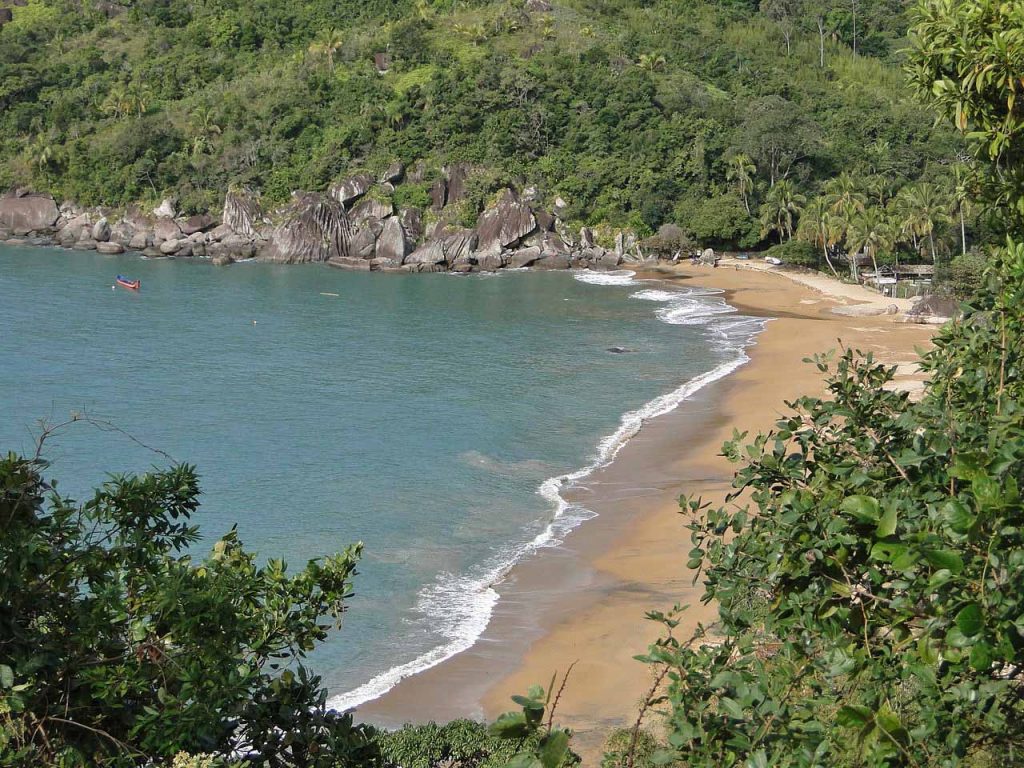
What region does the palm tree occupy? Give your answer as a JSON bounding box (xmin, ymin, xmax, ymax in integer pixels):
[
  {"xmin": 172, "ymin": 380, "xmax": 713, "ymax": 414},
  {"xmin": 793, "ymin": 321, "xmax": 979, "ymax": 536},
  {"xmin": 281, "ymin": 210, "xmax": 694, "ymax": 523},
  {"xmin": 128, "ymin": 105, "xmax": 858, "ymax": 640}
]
[
  {"xmin": 796, "ymin": 196, "xmax": 841, "ymax": 276},
  {"xmin": 637, "ymin": 53, "xmax": 666, "ymax": 72},
  {"xmin": 189, "ymin": 106, "xmax": 222, "ymax": 157},
  {"xmin": 759, "ymin": 179, "xmax": 806, "ymax": 242},
  {"xmin": 726, "ymin": 153, "xmax": 756, "ymax": 214},
  {"xmin": 823, "ymin": 172, "xmax": 867, "ymax": 219},
  {"xmin": 308, "ymin": 28, "xmax": 344, "ymax": 70},
  {"xmin": 898, "ymin": 182, "xmax": 952, "ymax": 264},
  {"xmin": 846, "ymin": 206, "xmax": 894, "ymax": 281},
  {"xmin": 953, "ymin": 167, "xmax": 975, "ymax": 256}
]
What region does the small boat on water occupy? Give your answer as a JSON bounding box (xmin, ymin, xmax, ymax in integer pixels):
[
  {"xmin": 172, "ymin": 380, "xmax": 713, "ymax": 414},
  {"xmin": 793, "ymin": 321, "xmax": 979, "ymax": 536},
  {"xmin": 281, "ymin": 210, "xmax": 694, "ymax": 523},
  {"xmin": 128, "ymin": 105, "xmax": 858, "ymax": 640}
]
[{"xmin": 115, "ymin": 275, "xmax": 140, "ymax": 290}]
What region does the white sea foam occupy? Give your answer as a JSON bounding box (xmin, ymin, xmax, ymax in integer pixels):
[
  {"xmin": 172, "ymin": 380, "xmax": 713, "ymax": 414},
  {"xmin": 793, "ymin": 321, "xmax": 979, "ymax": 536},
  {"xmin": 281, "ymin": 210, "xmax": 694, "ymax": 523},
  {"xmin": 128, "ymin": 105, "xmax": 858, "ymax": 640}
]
[
  {"xmin": 572, "ymin": 269, "xmax": 637, "ymax": 286},
  {"xmin": 328, "ymin": 279, "xmax": 765, "ymax": 714}
]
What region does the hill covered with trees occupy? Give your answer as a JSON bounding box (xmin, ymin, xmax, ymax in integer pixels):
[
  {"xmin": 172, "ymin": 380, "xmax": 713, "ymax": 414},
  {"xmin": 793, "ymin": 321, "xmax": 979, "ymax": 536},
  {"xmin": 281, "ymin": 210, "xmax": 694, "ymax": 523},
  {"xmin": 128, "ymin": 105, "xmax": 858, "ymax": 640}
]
[{"xmin": 0, "ymin": 0, "xmax": 965, "ymax": 255}]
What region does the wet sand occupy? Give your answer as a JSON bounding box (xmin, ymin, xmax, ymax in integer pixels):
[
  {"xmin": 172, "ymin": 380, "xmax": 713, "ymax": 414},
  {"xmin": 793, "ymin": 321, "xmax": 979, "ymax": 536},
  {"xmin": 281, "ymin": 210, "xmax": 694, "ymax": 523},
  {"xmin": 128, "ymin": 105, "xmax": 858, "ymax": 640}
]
[{"xmin": 358, "ymin": 263, "xmax": 936, "ymax": 759}]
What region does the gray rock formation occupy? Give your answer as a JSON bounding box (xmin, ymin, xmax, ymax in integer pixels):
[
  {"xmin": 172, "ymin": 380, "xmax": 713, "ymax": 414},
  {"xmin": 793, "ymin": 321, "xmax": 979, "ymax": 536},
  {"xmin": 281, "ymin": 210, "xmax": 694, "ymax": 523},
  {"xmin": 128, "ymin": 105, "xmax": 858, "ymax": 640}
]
[
  {"xmin": 0, "ymin": 194, "xmax": 60, "ymax": 233},
  {"xmin": 96, "ymin": 241, "xmax": 124, "ymax": 254},
  {"xmin": 91, "ymin": 217, "xmax": 111, "ymax": 242},
  {"xmin": 380, "ymin": 162, "xmax": 405, "ymax": 184},
  {"xmin": 153, "ymin": 198, "xmax": 176, "ymax": 218},
  {"xmin": 181, "ymin": 214, "xmax": 213, "ymax": 235},
  {"xmin": 222, "ymin": 189, "xmax": 265, "ymax": 236},
  {"xmin": 330, "ymin": 174, "xmax": 373, "ymax": 206},
  {"xmin": 261, "ymin": 193, "xmax": 350, "ymax": 264},
  {"xmin": 350, "ymin": 197, "xmax": 394, "ymax": 224},
  {"xmin": 906, "ymin": 294, "xmax": 959, "ymax": 323},
  {"xmin": 153, "ymin": 218, "xmax": 182, "ymax": 242},
  {"xmin": 474, "ymin": 189, "xmax": 537, "ymax": 258},
  {"xmin": 376, "ymin": 217, "xmax": 411, "ymax": 264}
]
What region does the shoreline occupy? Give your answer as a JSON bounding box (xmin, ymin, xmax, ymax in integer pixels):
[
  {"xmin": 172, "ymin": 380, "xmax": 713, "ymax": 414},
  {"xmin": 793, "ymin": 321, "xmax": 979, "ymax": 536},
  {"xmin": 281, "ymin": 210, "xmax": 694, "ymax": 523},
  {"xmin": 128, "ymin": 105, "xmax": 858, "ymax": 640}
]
[{"xmin": 353, "ymin": 263, "xmax": 936, "ymax": 758}]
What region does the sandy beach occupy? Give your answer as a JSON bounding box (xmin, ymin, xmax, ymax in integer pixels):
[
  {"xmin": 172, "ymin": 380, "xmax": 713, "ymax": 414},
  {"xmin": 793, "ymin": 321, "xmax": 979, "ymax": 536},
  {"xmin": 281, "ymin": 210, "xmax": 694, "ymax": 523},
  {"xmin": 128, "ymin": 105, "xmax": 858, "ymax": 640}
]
[{"xmin": 358, "ymin": 262, "xmax": 936, "ymax": 760}]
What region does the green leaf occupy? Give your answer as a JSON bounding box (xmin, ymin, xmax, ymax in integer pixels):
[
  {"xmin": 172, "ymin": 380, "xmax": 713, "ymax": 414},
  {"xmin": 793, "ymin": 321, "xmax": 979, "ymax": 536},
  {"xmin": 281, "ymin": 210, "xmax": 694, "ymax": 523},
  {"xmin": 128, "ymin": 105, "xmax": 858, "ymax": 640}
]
[
  {"xmin": 942, "ymin": 499, "xmax": 975, "ymax": 533},
  {"xmin": 956, "ymin": 602, "xmax": 984, "ymax": 637},
  {"xmin": 490, "ymin": 711, "xmax": 530, "ymax": 739},
  {"xmin": 836, "ymin": 704, "xmax": 872, "ymax": 727},
  {"xmin": 719, "ymin": 697, "xmax": 745, "ymax": 719},
  {"xmin": 540, "ymin": 729, "xmax": 570, "ymax": 768},
  {"xmin": 0, "ymin": 665, "xmax": 12, "ymax": 690},
  {"xmin": 970, "ymin": 641, "xmax": 993, "ymax": 671},
  {"xmin": 924, "ymin": 549, "xmax": 964, "ymax": 573},
  {"xmin": 918, "ymin": 635, "xmax": 939, "ymax": 665},
  {"xmin": 841, "ymin": 495, "xmax": 881, "ymax": 523},
  {"xmin": 876, "ymin": 504, "xmax": 898, "ymax": 537}
]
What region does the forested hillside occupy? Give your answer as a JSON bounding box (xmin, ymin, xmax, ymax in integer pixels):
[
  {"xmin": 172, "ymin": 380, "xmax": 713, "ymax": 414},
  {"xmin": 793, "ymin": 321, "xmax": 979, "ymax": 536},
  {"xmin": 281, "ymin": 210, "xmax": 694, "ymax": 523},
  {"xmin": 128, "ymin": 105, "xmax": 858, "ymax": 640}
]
[{"xmin": 0, "ymin": 0, "xmax": 960, "ymax": 248}]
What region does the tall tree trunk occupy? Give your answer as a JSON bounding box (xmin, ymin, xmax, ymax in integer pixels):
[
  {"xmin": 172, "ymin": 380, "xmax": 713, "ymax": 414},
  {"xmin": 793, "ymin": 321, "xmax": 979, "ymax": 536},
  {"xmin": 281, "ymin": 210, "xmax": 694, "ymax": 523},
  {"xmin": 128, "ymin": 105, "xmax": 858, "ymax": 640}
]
[
  {"xmin": 817, "ymin": 17, "xmax": 825, "ymax": 67},
  {"xmin": 929, "ymin": 230, "xmax": 936, "ymax": 263},
  {"xmin": 823, "ymin": 244, "xmax": 839, "ymax": 277},
  {"xmin": 960, "ymin": 206, "xmax": 967, "ymax": 255}
]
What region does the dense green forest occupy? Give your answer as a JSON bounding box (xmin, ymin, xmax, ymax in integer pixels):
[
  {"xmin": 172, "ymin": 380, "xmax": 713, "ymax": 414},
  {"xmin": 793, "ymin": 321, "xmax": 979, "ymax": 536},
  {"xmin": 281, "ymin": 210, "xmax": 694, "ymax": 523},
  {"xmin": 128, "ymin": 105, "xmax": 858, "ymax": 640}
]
[{"xmin": 0, "ymin": 0, "xmax": 971, "ymax": 258}]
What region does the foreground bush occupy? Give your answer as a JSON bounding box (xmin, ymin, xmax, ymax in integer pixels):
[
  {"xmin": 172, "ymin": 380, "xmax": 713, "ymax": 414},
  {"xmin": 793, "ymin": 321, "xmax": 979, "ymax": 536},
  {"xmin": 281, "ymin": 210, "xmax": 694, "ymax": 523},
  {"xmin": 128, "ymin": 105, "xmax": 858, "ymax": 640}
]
[{"xmin": 0, "ymin": 454, "xmax": 376, "ymax": 767}]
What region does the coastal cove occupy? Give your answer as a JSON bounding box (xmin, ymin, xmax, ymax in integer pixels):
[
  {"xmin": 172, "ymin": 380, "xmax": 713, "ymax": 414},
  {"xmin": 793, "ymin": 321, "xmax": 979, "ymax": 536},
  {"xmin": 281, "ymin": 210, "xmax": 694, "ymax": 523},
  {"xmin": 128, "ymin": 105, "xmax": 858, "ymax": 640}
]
[
  {"xmin": 0, "ymin": 244, "xmax": 763, "ymax": 721},
  {"xmin": 357, "ymin": 263, "xmax": 937, "ymax": 760}
]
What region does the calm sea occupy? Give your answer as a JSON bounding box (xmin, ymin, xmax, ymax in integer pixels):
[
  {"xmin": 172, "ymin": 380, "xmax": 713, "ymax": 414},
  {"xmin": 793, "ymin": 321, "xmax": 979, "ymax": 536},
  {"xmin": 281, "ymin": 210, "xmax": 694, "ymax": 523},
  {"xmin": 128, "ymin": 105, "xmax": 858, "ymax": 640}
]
[{"xmin": 0, "ymin": 245, "xmax": 762, "ymax": 709}]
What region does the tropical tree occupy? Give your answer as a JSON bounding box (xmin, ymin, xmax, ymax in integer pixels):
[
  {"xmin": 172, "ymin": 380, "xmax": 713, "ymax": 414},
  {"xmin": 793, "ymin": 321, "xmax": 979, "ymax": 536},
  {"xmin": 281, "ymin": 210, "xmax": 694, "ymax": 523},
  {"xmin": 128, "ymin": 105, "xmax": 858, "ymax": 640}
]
[
  {"xmin": 725, "ymin": 153, "xmax": 756, "ymax": 214},
  {"xmin": 897, "ymin": 182, "xmax": 952, "ymax": 264},
  {"xmin": 637, "ymin": 52, "xmax": 666, "ymax": 72},
  {"xmin": 796, "ymin": 195, "xmax": 841, "ymax": 276},
  {"xmin": 759, "ymin": 179, "xmax": 805, "ymax": 242},
  {"xmin": 823, "ymin": 171, "xmax": 867, "ymax": 219},
  {"xmin": 846, "ymin": 205, "xmax": 894, "ymax": 278},
  {"xmin": 308, "ymin": 27, "xmax": 343, "ymax": 70},
  {"xmin": 0, "ymin": 450, "xmax": 377, "ymax": 766}
]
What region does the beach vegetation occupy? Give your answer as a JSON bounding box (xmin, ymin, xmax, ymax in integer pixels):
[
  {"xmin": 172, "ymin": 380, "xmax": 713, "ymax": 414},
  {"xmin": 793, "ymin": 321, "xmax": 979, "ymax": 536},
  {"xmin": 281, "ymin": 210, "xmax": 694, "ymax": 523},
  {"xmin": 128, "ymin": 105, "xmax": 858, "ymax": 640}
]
[
  {"xmin": 0, "ymin": 0, "xmax": 960, "ymax": 252},
  {"xmin": 618, "ymin": 2, "xmax": 1024, "ymax": 765},
  {"xmin": 0, "ymin": 446, "xmax": 377, "ymax": 767}
]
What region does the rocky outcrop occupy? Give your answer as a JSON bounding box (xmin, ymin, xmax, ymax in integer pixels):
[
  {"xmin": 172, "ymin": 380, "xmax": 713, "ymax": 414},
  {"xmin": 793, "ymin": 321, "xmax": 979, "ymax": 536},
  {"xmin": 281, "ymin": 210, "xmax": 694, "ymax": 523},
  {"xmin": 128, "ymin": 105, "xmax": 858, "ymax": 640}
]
[
  {"xmin": 350, "ymin": 197, "xmax": 394, "ymax": 224},
  {"xmin": 904, "ymin": 294, "xmax": 959, "ymax": 324},
  {"xmin": 0, "ymin": 193, "xmax": 60, "ymax": 233},
  {"xmin": 474, "ymin": 188, "xmax": 537, "ymax": 258},
  {"xmin": 6, "ymin": 171, "xmax": 636, "ymax": 276},
  {"xmin": 222, "ymin": 189, "xmax": 265, "ymax": 236},
  {"xmin": 261, "ymin": 193, "xmax": 350, "ymax": 264},
  {"xmin": 375, "ymin": 217, "xmax": 411, "ymax": 264},
  {"xmin": 181, "ymin": 214, "xmax": 213, "ymax": 235},
  {"xmin": 330, "ymin": 174, "xmax": 373, "ymax": 206}
]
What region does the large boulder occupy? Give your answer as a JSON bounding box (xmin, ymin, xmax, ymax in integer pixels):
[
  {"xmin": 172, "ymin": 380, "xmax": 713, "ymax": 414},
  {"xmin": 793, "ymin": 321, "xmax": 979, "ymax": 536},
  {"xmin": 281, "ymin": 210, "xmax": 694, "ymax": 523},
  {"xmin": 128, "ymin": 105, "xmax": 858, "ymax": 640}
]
[
  {"xmin": 350, "ymin": 197, "xmax": 394, "ymax": 224},
  {"xmin": 399, "ymin": 208, "xmax": 424, "ymax": 241},
  {"xmin": 330, "ymin": 174, "xmax": 373, "ymax": 206},
  {"xmin": 153, "ymin": 198, "xmax": 176, "ymax": 218},
  {"xmin": 348, "ymin": 221, "xmax": 382, "ymax": 260},
  {"xmin": 153, "ymin": 218, "xmax": 182, "ymax": 242},
  {"xmin": 508, "ymin": 246, "xmax": 542, "ymax": 269},
  {"xmin": 429, "ymin": 179, "xmax": 447, "ymax": 211},
  {"xmin": 380, "ymin": 162, "xmax": 405, "ymax": 185},
  {"xmin": 474, "ymin": 189, "xmax": 537, "ymax": 259},
  {"xmin": 222, "ymin": 189, "xmax": 265, "ymax": 236},
  {"xmin": 445, "ymin": 163, "xmax": 471, "ymax": 205},
  {"xmin": 91, "ymin": 217, "xmax": 111, "ymax": 242},
  {"xmin": 406, "ymin": 229, "xmax": 478, "ymax": 267},
  {"xmin": 376, "ymin": 216, "xmax": 411, "ymax": 264},
  {"xmin": 181, "ymin": 213, "xmax": 214, "ymax": 235},
  {"xmin": 260, "ymin": 193, "xmax": 350, "ymax": 264},
  {"xmin": 60, "ymin": 213, "xmax": 93, "ymax": 242},
  {"xmin": 96, "ymin": 242, "xmax": 124, "ymax": 254},
  {"xmin": 533, "ymin": 253, "xmax": 571, "ymax": 270},
  {"xmin": 208, "ymin": 235, "xmax": 256, "ymax": 261},
  {"xmin": 905, "ymin": 294, "xmax": 959, "ymax": 323},
  {"xmin": 0, "ymin": 194, "xmax": 60, "ymax": 233}
]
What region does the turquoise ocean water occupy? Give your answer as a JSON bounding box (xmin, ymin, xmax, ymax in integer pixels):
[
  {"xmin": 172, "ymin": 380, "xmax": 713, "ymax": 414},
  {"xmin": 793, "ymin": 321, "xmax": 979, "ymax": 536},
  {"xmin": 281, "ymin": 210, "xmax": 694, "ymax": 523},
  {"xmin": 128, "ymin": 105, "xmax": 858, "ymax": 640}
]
[{"xmin": 0, "ymin": 245, "xmax": 762, "ymax": 708}]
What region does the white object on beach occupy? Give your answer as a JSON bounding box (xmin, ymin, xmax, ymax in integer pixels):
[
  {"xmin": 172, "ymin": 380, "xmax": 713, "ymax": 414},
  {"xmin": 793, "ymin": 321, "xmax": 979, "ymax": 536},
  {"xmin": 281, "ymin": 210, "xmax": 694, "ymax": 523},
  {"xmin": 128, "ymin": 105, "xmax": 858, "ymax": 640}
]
[{"xmin": 764, "ymin": 256, "xmax": 782, "ymax": 266}]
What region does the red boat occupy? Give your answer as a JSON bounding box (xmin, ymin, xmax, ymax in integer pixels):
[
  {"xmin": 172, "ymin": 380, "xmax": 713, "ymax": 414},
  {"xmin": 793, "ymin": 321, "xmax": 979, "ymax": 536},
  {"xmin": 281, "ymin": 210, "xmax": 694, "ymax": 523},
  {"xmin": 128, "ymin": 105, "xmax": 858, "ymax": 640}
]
[{"xmin": 116, "ymin": 275, "xmax": 140, "ymax": 291}]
